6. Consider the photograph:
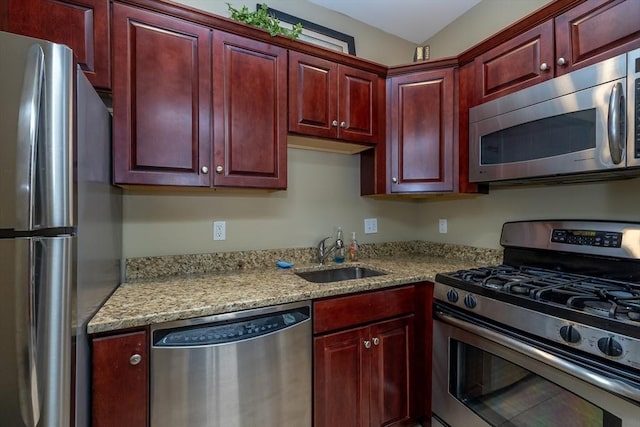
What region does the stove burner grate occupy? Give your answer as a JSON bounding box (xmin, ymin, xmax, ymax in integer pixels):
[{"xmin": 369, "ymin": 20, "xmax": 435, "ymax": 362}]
[{"xmin": 446, "ymin": 264, "xmax": 640, "ymax": 322}]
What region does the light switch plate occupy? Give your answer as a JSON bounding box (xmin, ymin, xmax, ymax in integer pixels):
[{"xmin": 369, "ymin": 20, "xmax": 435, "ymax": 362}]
[
  {"xmin": 364, "ymin": 218, "xmax": 378, "ymax": 234},
  {"xmin": 439, "ymin": 219, "xmax": 448, "ymax": 234}
]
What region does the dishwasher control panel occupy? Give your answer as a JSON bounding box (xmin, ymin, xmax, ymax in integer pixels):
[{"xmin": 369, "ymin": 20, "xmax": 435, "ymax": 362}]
[{"xmin": 153, "ymin": 306, "xmax": 310, "ymax": 347}]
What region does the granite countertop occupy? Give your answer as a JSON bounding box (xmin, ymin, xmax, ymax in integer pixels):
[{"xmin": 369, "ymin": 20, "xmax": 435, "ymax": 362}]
[{"xmin": 88, "ymin": 255, "xmax": 485, "ymax": 334}]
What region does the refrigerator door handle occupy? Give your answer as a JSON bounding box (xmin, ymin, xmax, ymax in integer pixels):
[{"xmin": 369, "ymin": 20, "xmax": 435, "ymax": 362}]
[
  {"xmin": 14, "ymin": 239, "xmax": 40, "ymax": 427},
  {"xmin": 15, "ymin": 44, "xmax": 45, "ymax": 231}
]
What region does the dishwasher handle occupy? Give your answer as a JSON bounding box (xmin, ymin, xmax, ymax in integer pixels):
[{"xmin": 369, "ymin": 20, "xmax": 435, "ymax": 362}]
[{"xmin": 153, "ymin": 306, "xmax": 310, "ymax": 347}]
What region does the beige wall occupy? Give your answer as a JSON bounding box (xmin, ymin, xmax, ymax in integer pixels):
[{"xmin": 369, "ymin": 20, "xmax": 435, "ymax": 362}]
[
  {"xmin": 178, "ymin": 0, "xmax": 416, "ymax": 65},
  {"xmin": 417, "ymin": 178, "xmax": 640, "ymax": 250},
  {"xmin": 123, "ymin": 149, "xmax": 422, "ymax": 257},
  {"xmin": 123, "ymin": 0, "xmax": 626, "ymax": 258},
  {"xmin": 423, "ymin": 0, "xmax": 551, "ymax": 59}
]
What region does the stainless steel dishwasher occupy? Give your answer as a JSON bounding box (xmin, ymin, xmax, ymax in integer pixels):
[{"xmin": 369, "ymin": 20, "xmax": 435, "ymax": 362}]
[{"xmin": 149, "ymin": 300, "xmax": 312, "ymax": 427}]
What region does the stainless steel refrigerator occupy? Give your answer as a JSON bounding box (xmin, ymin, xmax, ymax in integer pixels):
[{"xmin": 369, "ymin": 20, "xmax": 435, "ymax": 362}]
[{"xmin": 0, "ymin": 31, "xmax": 122, "ymax": 427}]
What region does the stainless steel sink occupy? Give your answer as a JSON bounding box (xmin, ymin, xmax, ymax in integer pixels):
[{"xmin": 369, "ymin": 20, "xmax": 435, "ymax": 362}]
[{"xmin": 295, "ymin": 266, "xmax": 386, "ymax": 283}]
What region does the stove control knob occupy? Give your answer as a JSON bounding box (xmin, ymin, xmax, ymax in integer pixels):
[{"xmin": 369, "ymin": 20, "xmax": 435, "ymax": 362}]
[
  {"xmin": 559, "ymin": 325, "xmax": 581, "ymax": 344},
  {"xmin": 597, "ymin": 336, "xmax": 623, "ymax": 357},
  {"xmin": 446, "ymin": 289, "xmax": 459, "ymax": 303},
  {"xmin": 463, "ymin": 294, "xmax": 477, "ymax": 309}
]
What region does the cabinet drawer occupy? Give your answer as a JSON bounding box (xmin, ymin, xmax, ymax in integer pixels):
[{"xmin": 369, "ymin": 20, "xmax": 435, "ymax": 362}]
[{"xmin": 314, "ymin": 285, "xmax": 415, "ymax": 334}]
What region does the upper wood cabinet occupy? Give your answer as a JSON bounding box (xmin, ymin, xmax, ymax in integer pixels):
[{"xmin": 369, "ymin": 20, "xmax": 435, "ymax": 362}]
[
  {"xmin": 387, "ymin": 68, "xmax": 455, "ymax": 193},
  {"xmin": 474, "ymin": 21, "xmax": 554, "ymax": 104},
  {"xmin": 111, "ymin": 6, "xmax": 286, "ymax": 189},
  {"xmin": 112, "ymin": 2, "xmax": 212, "ymax": 187},
  {"xmin": 212, "ymin": 30, "xmax": 287, "ymax": 189},
  {"xmin": 474, "ymin": 0, "xmax": 640, "ymax": 104},
  {"xmin": 289, "ymin": 51, "xmax": 382, "ymax": 145},
  {"xmin": 2, "ymin": 0, "xmax": 111, "ymax": 89},
  {"xmin": 554, "ymin": 0, "xmax": 640, "ymax": 75},
  {"xmin": 91, "ymin": 330, "xmax": 148, "ymax": 427}
]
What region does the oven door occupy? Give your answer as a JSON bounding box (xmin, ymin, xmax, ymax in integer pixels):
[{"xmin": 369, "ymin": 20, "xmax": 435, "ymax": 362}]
[{"xmin": 432, "ymin": 305, "xmax": 640, "ymax": 427}]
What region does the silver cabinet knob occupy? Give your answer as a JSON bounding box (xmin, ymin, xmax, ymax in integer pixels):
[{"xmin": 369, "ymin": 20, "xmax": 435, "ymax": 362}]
[
  {"xmin": 332, "ymin": 120, "xmax": 338, "ymax": 127},
  {"xmin": 340, "ymin": 121, "xmax": 346, "ymax": 128},
  {"xmin": 215, "ymin": 165, "xmax": 223, "ymax": 174},
  {"xmin": 201, "ymin": 166, "xmax": 209, "ymax": 174},
  {"xmin": 372, "ymin": 337, "xmax": 380, "ymax": 346},
  {"xmin": 557, "ymin": 57, "xmax": 567, "ymax": 66},
  {"xmin": 364, "ymin": 340, "xmax": 371, "ymax": 349},
  {"xmin": 539, "ymin": 63, "xmax": 549, "ymax": 71},
  {"xmin": 129, "ymin": 354, "xmax": 142, "ymax": 366},
  {"xmin": 392, "ymin": 177, "xmax": 398, "ymax": 183}
]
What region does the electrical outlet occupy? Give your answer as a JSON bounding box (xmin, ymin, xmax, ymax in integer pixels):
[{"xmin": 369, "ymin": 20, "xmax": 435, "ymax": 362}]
[
  {"xmin": 364, "ymin": 218, "xmax": 378, "ymax": 234},
  {"xmin": 213, "ymin": 221, "xmax": 226, "ymax": 241},
  {"xmin": 439, "ymin": 219, "xmax": 448, "ymax": 234}
]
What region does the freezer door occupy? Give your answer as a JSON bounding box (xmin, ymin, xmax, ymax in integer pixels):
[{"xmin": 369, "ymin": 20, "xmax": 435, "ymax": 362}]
[
  {"xmin": 0, "ymin": 237, "xmax": 73, "ymax": 427},
  {"xmin": 0, "ymin": 31, "xmax": 74, "ymax": 232}
]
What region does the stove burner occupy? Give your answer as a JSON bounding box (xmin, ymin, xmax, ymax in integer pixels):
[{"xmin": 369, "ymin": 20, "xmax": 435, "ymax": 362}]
[
  {"xmin": 509, "ymin": 284, "xmax": 532, "ymax": 295},
  {"xmin": 582, "ymin": 301, "xmax": 615, "ymax": 317}
]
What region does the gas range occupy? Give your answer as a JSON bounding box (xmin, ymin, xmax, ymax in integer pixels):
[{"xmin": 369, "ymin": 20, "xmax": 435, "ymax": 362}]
[{"xmin": 434, "ymin": 220, "xmax": 640, "ymax": 371}]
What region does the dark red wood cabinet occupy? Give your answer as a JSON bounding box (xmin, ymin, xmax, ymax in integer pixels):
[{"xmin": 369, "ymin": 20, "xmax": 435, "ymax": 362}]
[
  {"xmin": 314, "ymin": 285, "xmax": 427, "ymax": 427},
  {"xmin": 387, "ymin": 68, "xmax": 455, "ymax": 193},
  {"xmin": 474, "ymin": 0, "xmax": 640, "ymax": 104},
  {"xmin": 1, "ymin": 0, "xmax": 111, "ymax": 89},
  {"xmin": 474, "ymin": 20, "xmax": 554, "ymax": 104},
  {"xmin": 111, "ymin": 2, "xmax": 212, "ymax": 187},
  {"xmin": 111, "ymin": 4, "xmax": 287, "ymax": 189},
  {"xmin": 289, "ymin": 50, "xmax": 382, "ymax": 145},
  {"xmin": 212, "ymin": 30, "xmax": 288, "ymax": 189},
  {"xmin": 91, "ymin": 330, "xmax": 148, "ymax": 427},
  {"xmin": 554, "ymin": 0, "xmax": 640, "ymax": 75}
]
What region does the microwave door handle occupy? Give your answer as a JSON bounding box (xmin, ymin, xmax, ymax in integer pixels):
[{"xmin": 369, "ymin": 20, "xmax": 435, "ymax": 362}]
[
  {"xmin": 15, "ymin": 44, "xmax": 45, "ymax": 231},
  {"xmin": 607, "ymin": 81, "xmax": 625, "ymax": 165}
]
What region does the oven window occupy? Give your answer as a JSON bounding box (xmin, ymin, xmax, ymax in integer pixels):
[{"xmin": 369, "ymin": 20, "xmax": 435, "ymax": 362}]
[
  {"xmin": 450, "ymin": 341, "xmax": 621, "ymax": 427},
  {"xmin": 480, "ymin": 109, "xmax": 596, "ymax": 165}
]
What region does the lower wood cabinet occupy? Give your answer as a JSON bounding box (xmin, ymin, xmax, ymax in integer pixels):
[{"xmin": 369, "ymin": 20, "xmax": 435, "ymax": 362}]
[
  {"xmin": 91, "ymin": 329, "xmax": 148, "ymax": 427},
  {"xmin": 313, "ymin": 284, "xmax": 429, "ymax": 427},
  {"xmin": 315, "ymin": 315, "xmax": 415, "ymax": 427}
]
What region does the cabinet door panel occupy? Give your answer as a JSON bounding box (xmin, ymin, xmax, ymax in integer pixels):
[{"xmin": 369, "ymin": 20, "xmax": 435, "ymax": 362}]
[
  {"xmin": 339, "ymin": 66, "xmax": 380, "ymax": 143},
  {"xmin": 389, "ymin": 69, "xmax": 454, "ymax": 192},
  {"xmin": 314, "ymin": 328, "xmax": 370, "ymax": 427},
  {"xmin": 475, "ymin": 20, "xmax": 554, "ymax": 103},
  {"xmin": 555, "ymin": 0, "xmax": 640, "ymax": 75},
  {"xmin": 92, "ymin": 330, "xmax": 148, "ymax": 427},
  {"xmin": 370, "ymin": 316, "xmax": 414, "ymax": 427},
  {"xmin": 213, "ymin": 31, "xmax": 287, "ymax": 188},
  {"xmin": 112, "ymin": 3, "xmax": 211, "ymax": 186},
  {"xmin": 289, "ymin": 51, "xmax": 337, "ymax": 139},
  {"xmin": 4, "ymin": 0, "xmax": 110, "ymax": 89}
]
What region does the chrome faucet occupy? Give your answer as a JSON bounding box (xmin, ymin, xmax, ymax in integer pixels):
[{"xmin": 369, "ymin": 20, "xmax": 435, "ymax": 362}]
[{"xmin": 317, "ymin": 235, "xmax": 344, "ymax": 265}]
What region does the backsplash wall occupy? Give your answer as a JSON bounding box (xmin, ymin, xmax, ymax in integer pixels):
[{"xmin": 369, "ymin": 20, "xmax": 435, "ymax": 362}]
[{"xmin": 123, "ymin": 149, "xmax": 422, "ymax": 257}]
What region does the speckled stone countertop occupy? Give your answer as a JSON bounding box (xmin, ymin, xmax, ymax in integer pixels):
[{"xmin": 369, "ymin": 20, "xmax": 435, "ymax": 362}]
[{"xmin": 88, "ymin": 242, "xmax": 502, "ymax": 334}]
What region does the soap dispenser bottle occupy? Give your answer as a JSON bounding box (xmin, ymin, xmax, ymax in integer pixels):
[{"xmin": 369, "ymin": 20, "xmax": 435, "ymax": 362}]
[
  {"xmin": 349, "ymin": 232, "xmax": 359, "ymax": 261},
  {"xmin": 334, "ymin": 227, "xmax": 345, "ymax": 263}
]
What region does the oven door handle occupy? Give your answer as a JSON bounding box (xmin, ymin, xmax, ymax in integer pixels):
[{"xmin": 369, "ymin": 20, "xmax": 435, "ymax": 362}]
[{"xmin": 435, "ymin": 310, "xmax": 640, "ymax": 403}]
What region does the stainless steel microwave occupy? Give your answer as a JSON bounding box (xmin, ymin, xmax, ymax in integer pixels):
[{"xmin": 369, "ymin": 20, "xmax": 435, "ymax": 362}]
[{"xmin": 469, "ymin": 47, "xmax": 640, "ymax": 184}]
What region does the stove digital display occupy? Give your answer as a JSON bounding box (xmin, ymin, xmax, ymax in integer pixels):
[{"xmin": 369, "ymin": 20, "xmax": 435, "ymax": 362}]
[{"xmin": 551, "ymin": 229, "xmax": 622, "ymax": 247}]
